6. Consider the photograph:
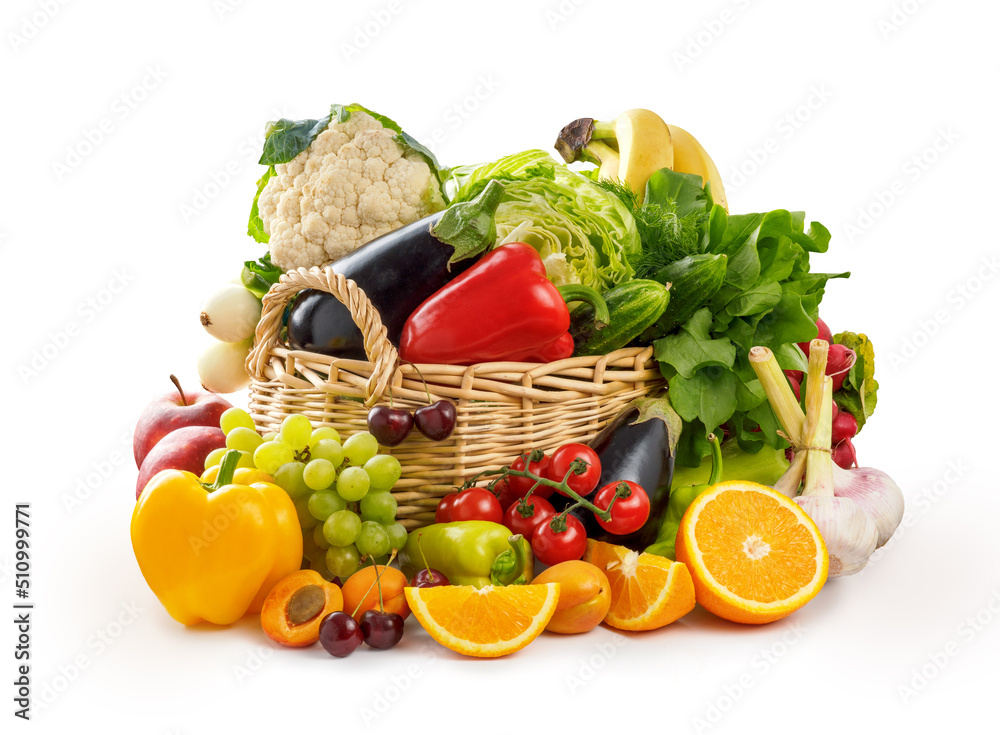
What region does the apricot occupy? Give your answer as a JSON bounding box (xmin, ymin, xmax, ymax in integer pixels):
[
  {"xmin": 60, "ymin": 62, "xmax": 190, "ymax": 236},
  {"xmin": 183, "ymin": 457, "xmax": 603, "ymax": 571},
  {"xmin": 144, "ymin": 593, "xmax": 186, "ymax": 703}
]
[
  {"xmin": 260, "ymin": 569, "xmax": 344, "ymax": 647},
  {"xmin": 533, "ymin": 560, "xmax": 610, "ymax": 634},
  {"xmin": 341, "ymin": 564, "xmax": 410, "ymax": 622}
]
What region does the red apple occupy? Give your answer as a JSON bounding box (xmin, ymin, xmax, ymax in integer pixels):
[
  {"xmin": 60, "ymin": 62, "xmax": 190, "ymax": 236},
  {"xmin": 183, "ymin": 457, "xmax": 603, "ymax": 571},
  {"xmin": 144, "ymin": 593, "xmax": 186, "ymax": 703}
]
[
  {"xmin": 135, "ymin": 425, "xmax": 226, "ymax": 499},
  {"xmin": 134, "ymin": 375, "xmax": 232, "ymax": 468}
]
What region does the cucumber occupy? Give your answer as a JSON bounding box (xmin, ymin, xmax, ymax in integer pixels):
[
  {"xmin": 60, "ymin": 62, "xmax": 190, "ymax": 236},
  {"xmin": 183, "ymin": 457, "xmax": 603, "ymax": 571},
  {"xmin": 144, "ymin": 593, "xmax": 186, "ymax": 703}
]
[
  {"xmin": 642, "ymin": 253, "xmax": 727, "ymax": 340},
  {"xmin": 570, "ymin": 280, "xmax": 670, "ymax": 356}
]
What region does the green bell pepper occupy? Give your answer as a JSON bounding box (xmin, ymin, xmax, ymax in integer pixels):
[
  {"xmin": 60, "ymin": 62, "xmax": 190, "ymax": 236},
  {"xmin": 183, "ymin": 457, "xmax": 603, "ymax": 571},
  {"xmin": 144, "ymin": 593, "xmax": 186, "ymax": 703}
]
[
  {"xmin": 399, "ymin": 521, "xmax": 533, "ymax": 588},
  {"xmin": 646, "ymin": 434, "xmax": 723, "ymax": 560}
]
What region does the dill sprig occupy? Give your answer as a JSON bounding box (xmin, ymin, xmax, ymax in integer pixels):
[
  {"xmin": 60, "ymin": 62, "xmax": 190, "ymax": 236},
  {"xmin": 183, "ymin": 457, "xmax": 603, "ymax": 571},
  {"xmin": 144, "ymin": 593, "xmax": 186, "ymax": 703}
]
[{"xmin": 597, "ymin": 178, "xmax": 708, "ymax": 279}]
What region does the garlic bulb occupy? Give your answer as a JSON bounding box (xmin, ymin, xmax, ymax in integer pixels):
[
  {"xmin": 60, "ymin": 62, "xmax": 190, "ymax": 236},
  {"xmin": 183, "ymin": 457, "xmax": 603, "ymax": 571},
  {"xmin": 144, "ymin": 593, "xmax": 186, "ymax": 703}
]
[
  {"xmin": 796, "ymin": 496, "xmax": 879, "ymax": 576},
  {"xmin": 751, "ymin": 341, "xmax": 902, "ymax": 574},
  {"xmin": 832, "ymin": 465, "xmax": 904, "ymax": 548}
]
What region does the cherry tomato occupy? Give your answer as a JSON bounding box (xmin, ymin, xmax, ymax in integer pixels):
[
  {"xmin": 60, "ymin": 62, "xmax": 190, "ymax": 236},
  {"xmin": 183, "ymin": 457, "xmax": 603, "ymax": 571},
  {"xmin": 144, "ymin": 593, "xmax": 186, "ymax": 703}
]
[
  {"xmin": 435, "ymin": 494, "xmax": 457, "ymax": 523},
  {"xmin": 531, "ymin": 514, "xmax": 587, "ymax": 565},
  {"xmin": 546, "ymin": 443, "xmax": 601, "ymax": 498},
  {"xmin": 509, "ymin": 451, "xmax": 552, "ymax": 499},
  {"xmin": 450, "ymin": 488, "xmax": 503, "ymax": 524},
  {"xmin": 593, "ymin": 480, "xmax": 650, "ymax": 535},
  {"xmin": 503, "ymin": 496, "xmax": 556, "ymax": 541},
  {"xmin": 494, "ymin": 479, "xmax": 520, "ymax": 513}
]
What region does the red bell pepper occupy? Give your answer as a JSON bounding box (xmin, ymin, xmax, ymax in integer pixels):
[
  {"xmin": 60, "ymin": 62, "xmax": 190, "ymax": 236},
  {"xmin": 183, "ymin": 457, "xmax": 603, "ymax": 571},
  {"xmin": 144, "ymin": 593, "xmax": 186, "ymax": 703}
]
[{"xmin": 399, "ymin": 243, "xmax": 609, "ymax": 365}]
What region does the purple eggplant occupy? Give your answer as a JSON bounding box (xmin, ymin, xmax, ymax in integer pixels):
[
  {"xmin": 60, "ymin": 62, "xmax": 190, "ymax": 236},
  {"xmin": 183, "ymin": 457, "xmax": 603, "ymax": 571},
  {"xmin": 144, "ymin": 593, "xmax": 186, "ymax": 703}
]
[{"xmin": 287, "ymin": 180, "xmax": 505, "ymax": 360}]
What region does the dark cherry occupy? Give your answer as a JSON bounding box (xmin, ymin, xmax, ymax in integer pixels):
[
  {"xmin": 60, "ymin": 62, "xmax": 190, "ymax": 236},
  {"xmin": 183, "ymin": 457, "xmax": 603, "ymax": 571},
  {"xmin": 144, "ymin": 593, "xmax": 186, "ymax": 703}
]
[
  {"xmin": 413, "ymin": 400, "xmax": 457, "ymax": 441},
  {"xmin": 367, "ymin": 406, "xmax": 414, "ymax": 447},
  {"xmin": 359, "ymin": 610, "xmax": 405, "ymax": 650},
  {"xmin": 318, "ymin": 611, "xmax": 364, "ymax": 657},
  {"xmin": 409, "ymin": 568, "xmax": 450, "ymax": 589}
]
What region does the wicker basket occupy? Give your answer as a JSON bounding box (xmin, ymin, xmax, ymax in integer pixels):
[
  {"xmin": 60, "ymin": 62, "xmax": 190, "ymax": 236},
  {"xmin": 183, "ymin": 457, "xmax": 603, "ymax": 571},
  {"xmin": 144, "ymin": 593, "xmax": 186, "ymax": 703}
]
[{"xmin": 247, "ymin": 266, "xmax": 665, "ymax": 528}]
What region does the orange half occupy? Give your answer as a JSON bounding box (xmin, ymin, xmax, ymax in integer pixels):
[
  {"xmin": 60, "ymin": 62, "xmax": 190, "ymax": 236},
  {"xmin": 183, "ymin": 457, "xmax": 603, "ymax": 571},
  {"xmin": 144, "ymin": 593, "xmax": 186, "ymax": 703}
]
[
  {"xmin": 404, "ymin": 584, "xmax": 559, "ymax": 658},
  {"xmin": 675, "ymin": 481, "xmax": 829, "ymax": 624},
  {"xmin": 583, "ymin": 540, "xmax": 695, "ymax": 631}
]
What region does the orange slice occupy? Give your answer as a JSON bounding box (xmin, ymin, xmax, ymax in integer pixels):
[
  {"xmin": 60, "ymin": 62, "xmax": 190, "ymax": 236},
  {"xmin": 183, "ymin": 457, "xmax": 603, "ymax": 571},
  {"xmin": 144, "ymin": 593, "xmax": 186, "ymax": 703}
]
[
  {"xmin": 675, "ymin": 481, "xmax": 829, "ymax": 624},
  {"xmin": 404, "ymin": 584, "xmax": 560, "ymax": 658},
  {"xmin": 583, "ymin": 540, "xmax": 695, "ymax": 631}
]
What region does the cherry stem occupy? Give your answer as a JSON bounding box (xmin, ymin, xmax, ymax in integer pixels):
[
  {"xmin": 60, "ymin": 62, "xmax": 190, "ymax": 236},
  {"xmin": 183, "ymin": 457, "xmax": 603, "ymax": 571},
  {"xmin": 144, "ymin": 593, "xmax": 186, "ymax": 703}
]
[
  {"xmin": 400, "ymin": 359, "xmax": 433, "ymax": 405},
  {"xmin": 375, "ymin": 560, "xmax": 385, "ymax": 613},
  {"xmin": 170, "ymin": 374, "xmax": 189, "ymax": 406},
  {"xmin": 350, "ymin": 549, "xmax": 398, "ymax": 618},
  {"xmin": 416, "ymin": 533, "xmax": 439, "ymax": 583}
]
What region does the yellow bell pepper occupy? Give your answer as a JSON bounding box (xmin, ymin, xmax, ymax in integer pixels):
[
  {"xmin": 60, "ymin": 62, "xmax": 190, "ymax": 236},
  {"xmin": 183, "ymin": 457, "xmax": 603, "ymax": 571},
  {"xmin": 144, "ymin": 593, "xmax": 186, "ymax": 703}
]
[{"xmin": 131, "ymin": 450, "xmax": 302, "ymax": 625}]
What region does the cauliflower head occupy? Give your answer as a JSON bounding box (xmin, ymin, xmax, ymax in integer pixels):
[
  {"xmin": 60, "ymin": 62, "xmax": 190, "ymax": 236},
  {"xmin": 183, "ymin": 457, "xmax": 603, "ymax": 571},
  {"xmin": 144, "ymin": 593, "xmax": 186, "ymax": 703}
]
[{"xmin": 257, "ymin": 111, "xmax": 444, "ymax": 271}]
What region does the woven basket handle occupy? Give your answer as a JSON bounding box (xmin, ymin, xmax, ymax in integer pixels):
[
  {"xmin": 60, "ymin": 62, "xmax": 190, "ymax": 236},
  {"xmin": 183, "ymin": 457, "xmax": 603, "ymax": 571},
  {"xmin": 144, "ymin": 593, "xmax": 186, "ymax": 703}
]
[{"xmin": 248, "ymin": 266, "xmax": 398, "ymax": 407}]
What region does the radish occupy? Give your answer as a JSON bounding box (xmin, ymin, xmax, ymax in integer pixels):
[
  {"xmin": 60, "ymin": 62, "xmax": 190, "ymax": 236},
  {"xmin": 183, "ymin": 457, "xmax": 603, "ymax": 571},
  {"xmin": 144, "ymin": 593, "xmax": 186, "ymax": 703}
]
[
  {"xmin": 833, "ymin": 438, "xmax": 857, "ymax": 469},
  {"xmin": 797, "ymin": 317, "xmax": 833, "ymax": 357},
  {"xmin": 832, "ymin": 411, "xmax": 858, "ymax": 444},
  {"xmin": 787, "ymin": 374, "xmax": 801, "ymax": 400},
  {"xmin": 785, "ymin": 369, "xmax": 804, "ymax": 383},
  {"xmin": 826, "ymin": 343, "xmax": 855, "ymax": 391}
]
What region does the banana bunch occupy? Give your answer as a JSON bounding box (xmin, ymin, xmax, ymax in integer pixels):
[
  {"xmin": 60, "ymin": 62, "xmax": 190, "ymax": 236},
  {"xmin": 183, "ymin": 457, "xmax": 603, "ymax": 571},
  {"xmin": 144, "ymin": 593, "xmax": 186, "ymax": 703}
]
[{"xmin": 554, "ymin": 109, "xmax": 728, "ymax": 211}]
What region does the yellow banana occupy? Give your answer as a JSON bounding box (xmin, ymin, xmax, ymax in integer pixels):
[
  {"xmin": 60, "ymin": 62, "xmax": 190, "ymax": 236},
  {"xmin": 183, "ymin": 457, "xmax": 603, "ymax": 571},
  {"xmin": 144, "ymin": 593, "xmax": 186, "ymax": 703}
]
[
  {"xmin": 555, "ymin": 110, "xmax": 672, "ymax": 200},
  {"xmin": 609, "ymin": 109, "xmax": 673, "ymax": 203},
  {"xmin": 666, "ymin": 124, "xmax": 728, "ymax": 212},
  {"xmin": 556, "ymin": 111, "xmax": 731, "ymax": 210},
  {"xmin": 591, "ymin": 141, "xmax": 621, "ymax": 183}
]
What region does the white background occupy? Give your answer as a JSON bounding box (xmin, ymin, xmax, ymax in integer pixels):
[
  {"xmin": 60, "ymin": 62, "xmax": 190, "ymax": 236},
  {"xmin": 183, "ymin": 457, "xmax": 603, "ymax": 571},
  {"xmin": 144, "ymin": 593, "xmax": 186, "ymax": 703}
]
[{"xmin": 3, "ymin": 0, "xmax": 998, "ymax": 732}]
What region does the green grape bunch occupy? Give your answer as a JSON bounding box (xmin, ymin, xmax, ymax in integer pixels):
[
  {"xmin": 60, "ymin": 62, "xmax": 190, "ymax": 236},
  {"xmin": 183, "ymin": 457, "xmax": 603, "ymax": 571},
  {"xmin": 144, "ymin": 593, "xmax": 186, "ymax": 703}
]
[{"xmin": 210, "ymin": 409, "xmax": 408, "ymax": 582}]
